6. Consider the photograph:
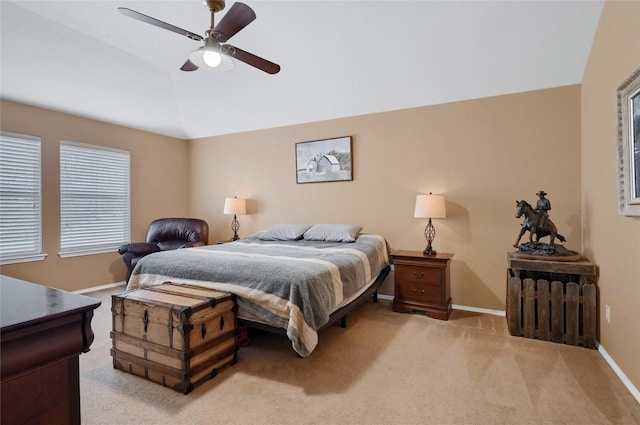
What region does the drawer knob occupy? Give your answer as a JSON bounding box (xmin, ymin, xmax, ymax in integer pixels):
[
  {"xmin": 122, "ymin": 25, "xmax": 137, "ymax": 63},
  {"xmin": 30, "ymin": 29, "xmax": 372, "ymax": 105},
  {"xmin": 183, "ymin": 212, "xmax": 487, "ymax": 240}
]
[
  {"xmin": 412, "ymin": 271, "xmax": 424, "ymax": 278},
  {"xmin": 412, "ymin": 288, "xmax": 425, "ymax": 296}
]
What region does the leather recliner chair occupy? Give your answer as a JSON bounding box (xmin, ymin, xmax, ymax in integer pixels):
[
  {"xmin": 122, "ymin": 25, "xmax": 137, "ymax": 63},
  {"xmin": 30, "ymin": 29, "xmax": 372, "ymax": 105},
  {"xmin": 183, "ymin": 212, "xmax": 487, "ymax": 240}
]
[{"xmin": 118, "ymin": 218, "xmax": 209, "ymax": 281}]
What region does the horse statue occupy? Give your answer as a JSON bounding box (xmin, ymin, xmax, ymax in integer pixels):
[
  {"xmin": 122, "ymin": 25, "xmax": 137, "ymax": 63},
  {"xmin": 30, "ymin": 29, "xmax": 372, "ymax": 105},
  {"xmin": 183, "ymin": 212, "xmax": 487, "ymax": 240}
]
[{"xmin": 513, "ymin": 200, "xmax": 566, "ymax": 248}]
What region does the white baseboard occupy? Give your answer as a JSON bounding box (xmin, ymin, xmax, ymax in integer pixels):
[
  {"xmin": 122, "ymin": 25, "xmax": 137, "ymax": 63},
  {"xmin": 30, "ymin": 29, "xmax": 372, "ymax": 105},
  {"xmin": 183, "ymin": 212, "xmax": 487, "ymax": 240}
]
[
  {"xmin": 598, "ymin": 343, "xmax": 640, "ymax": 404},
  {"xmin": 379, "ymin": 295, "xmax": 506, "ymax": 317},
  {"xmin": 73, "ymin": 281, "xmax": 126, "ymax": 294},
  {"xmin": 452, "ymin": 304, "xmax": 506, "ymax": 317}
]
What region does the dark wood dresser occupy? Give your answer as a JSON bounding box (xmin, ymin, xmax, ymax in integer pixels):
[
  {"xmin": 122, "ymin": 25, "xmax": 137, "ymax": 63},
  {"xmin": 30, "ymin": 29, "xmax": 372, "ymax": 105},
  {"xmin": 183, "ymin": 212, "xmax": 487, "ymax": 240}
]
[
  {"xmin": 1, "ymin": 275, "xmax": 101, "ymax": 425},
  {"xmin": 391, "ymin": 251, "xmax": 454, "ymax": 320}
]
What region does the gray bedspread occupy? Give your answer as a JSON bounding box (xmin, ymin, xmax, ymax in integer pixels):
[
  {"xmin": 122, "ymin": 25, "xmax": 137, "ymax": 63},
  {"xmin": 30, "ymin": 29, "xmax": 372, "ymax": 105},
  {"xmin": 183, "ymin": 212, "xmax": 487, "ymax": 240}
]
[{"xmin": 127, "ymin": 233, "xmax": 389, "ymax": 357}]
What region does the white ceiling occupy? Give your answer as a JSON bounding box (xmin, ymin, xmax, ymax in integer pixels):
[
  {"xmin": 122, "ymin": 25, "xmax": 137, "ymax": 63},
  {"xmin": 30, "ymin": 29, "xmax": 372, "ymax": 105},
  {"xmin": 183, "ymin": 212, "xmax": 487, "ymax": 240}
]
[{"xmin": 0, "ymin": 0, "xmax": 604, "ymax": 140}]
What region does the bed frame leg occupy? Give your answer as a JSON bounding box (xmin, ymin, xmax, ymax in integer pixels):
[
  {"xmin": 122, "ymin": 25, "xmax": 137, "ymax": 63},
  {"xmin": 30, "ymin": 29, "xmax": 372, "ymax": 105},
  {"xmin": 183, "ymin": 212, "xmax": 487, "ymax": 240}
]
[
  {"xmin": 340, "ymin": 316, "xmax": 347, "ymax": 328},
  {"xmin": 373, "ymin": 291, "xmax": 378, "ymax": 303}
]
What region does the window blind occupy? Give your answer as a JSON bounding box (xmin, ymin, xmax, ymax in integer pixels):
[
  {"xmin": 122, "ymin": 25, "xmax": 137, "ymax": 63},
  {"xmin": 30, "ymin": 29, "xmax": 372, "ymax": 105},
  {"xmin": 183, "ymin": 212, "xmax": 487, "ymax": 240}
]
[
  {"xmin": 60, "ymin": 141, "xmax": 130, "ymax": 257},
  {"xmin": 0, "ymin": 132, "xmax": 45, "ymax": 264}
]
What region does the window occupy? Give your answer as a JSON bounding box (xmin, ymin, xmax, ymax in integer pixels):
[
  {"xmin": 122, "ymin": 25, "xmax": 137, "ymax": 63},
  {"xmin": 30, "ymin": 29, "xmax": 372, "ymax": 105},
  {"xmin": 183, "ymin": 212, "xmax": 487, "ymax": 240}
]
[
  {"xmin": 0, "ymin": 132, "xmax": 45, "ymax": 264},
  {"xmin": 60, "ymin": 141, "xmax": 130, "ymax": 257}
]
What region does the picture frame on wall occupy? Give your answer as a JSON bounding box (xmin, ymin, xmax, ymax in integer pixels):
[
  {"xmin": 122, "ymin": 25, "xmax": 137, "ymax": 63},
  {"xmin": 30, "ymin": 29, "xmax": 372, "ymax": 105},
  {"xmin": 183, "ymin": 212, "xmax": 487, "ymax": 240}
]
[
  {"xmin": 295, "ymin": 136, "xmax": 353, "ymax": 184},
  {"xmin": 616, "ymin": 67, "xmax": 640, "ymax": 216}
]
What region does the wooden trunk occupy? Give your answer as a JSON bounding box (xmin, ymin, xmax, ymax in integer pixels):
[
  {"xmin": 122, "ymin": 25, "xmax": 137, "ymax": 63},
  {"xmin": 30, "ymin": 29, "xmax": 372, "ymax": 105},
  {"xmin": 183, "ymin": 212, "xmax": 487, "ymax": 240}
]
[{"xmin": 111, "ymin": 283, "xmax": 237, "ymax": 394}]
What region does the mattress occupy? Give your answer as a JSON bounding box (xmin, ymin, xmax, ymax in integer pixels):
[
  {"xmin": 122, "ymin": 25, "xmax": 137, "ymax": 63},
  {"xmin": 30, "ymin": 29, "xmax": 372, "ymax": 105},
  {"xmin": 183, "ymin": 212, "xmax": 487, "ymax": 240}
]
[{"xmin": 126, "ymin": 233, "xmax": 390, "ymax": 357}]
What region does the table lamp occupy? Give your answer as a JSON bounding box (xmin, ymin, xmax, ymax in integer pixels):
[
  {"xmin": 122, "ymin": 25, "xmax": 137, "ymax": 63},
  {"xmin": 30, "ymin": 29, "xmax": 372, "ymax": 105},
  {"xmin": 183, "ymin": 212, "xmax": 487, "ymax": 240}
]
[
  {"xmin": 414, "ymin": 193, "xmax": 446, "ymax": 255},
  {"xmin": 223, "ymin": 196, "xmax": 247, "ymax": 241}
]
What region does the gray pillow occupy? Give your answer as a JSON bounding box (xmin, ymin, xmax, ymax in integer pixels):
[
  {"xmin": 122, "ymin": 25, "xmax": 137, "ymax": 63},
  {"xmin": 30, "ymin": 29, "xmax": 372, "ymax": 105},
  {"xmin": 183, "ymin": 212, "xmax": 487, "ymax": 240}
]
[
  {"xmin": 259, "ymin": 224, "xmax": 312, "ymax": 241},
  {"xmin": 303, "ymin": 224, "xmax": 363, "ymax": 242}
]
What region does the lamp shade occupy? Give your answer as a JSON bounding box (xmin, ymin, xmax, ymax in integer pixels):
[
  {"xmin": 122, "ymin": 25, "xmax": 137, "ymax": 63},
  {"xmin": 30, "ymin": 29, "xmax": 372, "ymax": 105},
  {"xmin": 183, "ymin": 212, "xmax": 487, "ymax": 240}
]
[
  {"xmin": 414, "ymin": 194, "xmax": 446, "ymax": 218},
  {"xmin": 223, "ymin": 197, "xmax": 246, "ymax": 215}
]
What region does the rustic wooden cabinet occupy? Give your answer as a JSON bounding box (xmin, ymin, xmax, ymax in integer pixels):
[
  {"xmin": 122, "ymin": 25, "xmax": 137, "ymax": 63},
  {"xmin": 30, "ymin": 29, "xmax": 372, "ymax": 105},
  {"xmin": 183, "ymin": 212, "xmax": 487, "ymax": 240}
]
[
  {"xmin": 391, "ymin": 251, "xmax": 453, "ymax": 320},
  {"xmin": 507, "ymin": 253, "xmax": 597, "ymax": 348}
]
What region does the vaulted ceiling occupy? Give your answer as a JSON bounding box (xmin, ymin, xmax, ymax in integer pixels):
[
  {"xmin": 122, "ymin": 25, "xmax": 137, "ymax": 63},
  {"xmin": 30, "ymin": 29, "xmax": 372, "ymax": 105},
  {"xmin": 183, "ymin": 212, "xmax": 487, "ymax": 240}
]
[{"xmin": 0, "ymin": 0, "xmax": 603, "ymax": 139}]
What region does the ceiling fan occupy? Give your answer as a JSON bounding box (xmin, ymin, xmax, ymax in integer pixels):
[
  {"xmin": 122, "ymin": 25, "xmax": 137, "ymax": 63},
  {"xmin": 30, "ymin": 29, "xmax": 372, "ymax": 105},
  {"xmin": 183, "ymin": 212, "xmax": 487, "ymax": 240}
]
[{"xmin": 118, "ymin": 0, "xmax": 280, "ymax": 74}]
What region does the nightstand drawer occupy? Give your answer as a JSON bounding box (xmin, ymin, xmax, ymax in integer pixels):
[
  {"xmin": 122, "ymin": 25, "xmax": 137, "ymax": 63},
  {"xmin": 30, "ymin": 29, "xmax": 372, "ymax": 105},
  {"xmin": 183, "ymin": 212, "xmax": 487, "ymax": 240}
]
[
  {"xmin": 395, "ymin": 280, "xmax": 441, "ymax": 303},
  {"xmin": 395, "ymin": 264, "xmax": 442, "ymax": 286}
]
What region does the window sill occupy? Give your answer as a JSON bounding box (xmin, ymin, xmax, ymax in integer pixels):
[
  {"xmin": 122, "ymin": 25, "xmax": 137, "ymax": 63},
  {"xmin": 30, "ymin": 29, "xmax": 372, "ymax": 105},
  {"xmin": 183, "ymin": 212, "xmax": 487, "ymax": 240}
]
[
  {"xmin": 1, "ymin": 254, "xmax": 48, "ymax": 266},
  {"xmin": 58, "ymin": 247, "xmax": 119, "ymax": 258}
]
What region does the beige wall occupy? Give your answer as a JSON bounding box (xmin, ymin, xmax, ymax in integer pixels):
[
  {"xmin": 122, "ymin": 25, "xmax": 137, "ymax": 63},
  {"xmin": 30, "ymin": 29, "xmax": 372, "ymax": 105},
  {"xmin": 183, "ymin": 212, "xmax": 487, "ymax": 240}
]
[
  {"xmin": 0, "ymin": 100, "xmax": 190, "ymax": 290},
  {"xmin": 581, "ymin": 0, "xmax": 640, "ymax": 394},
  {"xmin": 189, "ymin": 85, "xmax": 582, "ymax": 310}
]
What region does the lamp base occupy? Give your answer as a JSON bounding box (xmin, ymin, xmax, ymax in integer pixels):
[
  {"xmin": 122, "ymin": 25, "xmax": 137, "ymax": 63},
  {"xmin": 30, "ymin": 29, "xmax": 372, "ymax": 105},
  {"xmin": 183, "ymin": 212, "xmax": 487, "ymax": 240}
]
[
  {"xmin": 230, "ymin": 215, "xmax": 240, "ymax": 241},
  {"xmin": 423, "ymin": 219, "xmax": 437, "ymax": 256}
]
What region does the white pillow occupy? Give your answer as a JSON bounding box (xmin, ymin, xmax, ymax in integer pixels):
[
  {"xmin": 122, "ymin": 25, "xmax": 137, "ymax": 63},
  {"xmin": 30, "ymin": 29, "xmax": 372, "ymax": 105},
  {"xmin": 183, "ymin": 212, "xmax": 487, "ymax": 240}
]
[
  {"xmin": 303, "ymin": 224, "xmax": 363, "ymax": 242},
  {"xmin": 259, "ymin": 224, "xmax": 312, "ymax": 241}
]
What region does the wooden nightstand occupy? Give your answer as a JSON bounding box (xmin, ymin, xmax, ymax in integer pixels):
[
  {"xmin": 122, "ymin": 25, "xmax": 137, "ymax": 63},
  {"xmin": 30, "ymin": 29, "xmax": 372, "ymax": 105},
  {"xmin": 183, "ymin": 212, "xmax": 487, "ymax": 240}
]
[{"xmin": 391, "ymin": 251, "xmax": 453, "ymax": 320}]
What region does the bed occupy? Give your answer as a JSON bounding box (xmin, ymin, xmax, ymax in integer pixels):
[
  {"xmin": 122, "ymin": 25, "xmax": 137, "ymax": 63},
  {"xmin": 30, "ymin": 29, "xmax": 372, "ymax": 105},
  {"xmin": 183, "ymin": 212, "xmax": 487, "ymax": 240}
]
[{"xmin": 126, "ymin": 224, "xmax": 391, "ymax": 357}]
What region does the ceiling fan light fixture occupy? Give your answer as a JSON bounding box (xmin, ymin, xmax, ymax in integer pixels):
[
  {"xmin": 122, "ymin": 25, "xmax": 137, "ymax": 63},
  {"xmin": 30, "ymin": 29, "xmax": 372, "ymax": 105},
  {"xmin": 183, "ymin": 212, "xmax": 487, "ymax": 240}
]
[
  {"xmin": 119, "ymin": 3, "xmax": 278, "ymax": 74},
  {"xmin": 203, "ymin": 50, "xmax": 222, "ymax": 67},
  {"xmin": 188, "ymin": 47, "xmax": 234, "ymax": 71}
]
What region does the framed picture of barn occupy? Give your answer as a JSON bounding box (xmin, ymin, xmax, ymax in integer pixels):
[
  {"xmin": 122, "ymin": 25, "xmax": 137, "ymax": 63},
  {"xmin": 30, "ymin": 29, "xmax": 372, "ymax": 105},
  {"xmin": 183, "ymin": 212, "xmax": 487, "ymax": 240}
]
[{"xmin": 295, "ymin": 136, "xmax": 353, "ymax": 184}]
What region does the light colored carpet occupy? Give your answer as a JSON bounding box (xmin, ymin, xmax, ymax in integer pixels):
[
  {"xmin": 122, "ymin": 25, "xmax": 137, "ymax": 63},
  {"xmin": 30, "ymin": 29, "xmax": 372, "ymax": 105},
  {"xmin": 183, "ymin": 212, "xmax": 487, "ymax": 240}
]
[{"xmin": 80, "ymin": 287, "xmax": 640, "ymax": 425}]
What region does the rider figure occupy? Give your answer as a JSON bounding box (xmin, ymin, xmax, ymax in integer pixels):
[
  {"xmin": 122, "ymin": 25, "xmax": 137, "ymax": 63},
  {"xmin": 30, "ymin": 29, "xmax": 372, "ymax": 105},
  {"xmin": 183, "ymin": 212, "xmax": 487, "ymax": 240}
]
[{"xmin": 535, "ymin": 190, "xmax": 551, "ymax": 231}]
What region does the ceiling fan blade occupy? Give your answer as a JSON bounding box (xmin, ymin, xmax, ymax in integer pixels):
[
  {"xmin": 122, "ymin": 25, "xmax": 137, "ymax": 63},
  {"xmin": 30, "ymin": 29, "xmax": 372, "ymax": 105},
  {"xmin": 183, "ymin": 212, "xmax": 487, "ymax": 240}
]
[
  {"xmin": 180, "ymin": 60, "xmax": 199, "ymax": 72},
  {"xmin": 212, "ymin": 2, "xmax": 256, "ymax": 43},
  {"xmin": 118, "ymin": 7, "xmax": 203, "ymax": 41},
  {"xmin": 221, "ymin": 44, "xmax": 280, "ymax": 74}
]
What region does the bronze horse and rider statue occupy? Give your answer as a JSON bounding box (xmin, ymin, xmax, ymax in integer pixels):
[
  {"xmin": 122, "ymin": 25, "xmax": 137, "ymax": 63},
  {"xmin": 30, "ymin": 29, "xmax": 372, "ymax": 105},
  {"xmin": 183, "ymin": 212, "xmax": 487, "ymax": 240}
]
[{"xmin": 513, "ymin": 191, "xmax": 566, "ymax": 248}]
